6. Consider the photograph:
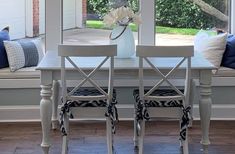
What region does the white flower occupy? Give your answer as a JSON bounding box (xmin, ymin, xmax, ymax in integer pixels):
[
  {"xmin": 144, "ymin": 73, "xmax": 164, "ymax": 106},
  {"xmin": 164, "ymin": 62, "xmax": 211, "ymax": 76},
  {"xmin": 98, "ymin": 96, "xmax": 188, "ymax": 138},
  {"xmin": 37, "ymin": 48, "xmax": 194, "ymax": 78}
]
[
  {"xmin": 133, "ymin": 14, "xmax": 142, "ymax": 25},
  {"xmin": 103, "ymin": 6, "xmax": 141, "ymax": 27}
]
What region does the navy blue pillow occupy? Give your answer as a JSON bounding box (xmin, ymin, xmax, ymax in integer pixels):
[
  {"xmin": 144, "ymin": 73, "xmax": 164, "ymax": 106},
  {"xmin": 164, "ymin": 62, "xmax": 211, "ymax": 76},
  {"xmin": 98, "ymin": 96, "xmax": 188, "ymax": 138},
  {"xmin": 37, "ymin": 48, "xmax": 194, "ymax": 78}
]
[
  {"xmin": 221, "ymin": 34, "xmax": 235, "ymax": 69},
  {"xmin": 0, "ymin": 27, "xmax": 10, "ymax": 68}
]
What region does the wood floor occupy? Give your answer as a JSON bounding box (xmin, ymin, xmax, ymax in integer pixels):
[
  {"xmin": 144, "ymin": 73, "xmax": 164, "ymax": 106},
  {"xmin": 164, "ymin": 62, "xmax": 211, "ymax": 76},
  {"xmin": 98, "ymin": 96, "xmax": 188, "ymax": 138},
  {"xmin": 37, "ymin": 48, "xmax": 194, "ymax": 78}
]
[{"xmin": 0, "ymin": 121, "xmax": 235, "ymax": 154}]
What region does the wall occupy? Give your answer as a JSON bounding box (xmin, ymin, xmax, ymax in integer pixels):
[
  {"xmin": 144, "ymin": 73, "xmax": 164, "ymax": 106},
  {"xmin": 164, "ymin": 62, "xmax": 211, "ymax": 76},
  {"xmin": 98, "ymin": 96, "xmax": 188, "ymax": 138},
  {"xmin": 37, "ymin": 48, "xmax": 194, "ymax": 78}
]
[
  {"xmin": 39, "ymin": 0, "xmax": 87, "ymax": 35},
  {"xmin": 0, "ymin": 0, "xmax": 26, "ymax": 39}
]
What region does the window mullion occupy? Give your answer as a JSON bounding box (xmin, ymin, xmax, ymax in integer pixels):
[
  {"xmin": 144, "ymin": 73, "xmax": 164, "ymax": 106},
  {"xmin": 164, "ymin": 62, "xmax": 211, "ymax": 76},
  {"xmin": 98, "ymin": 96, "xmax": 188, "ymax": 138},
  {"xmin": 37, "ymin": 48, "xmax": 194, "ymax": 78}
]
[
  {"xmin": 231, "ymin": 0, "xmax": 235, "ymax": 34},
  {"xmin": 45, "ymin": 0, "xmax": 62, "ymax": 51},
  {"xmin": 138, "ymin": 0, "xmax": 155, "ymax": 45}
]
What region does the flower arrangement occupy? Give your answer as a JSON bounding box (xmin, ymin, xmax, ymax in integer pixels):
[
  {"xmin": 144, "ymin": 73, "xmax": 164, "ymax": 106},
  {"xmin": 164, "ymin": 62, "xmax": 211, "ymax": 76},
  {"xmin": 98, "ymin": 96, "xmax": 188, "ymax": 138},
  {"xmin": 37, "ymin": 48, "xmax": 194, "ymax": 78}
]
[{"xmin": 103, "ymin": 6, "xmax": 141, "ymax": 27}]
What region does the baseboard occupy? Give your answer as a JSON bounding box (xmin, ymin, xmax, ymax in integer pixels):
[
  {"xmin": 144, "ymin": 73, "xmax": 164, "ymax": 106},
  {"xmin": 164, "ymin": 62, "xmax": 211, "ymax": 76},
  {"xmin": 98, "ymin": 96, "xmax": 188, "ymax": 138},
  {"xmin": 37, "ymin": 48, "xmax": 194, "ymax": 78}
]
[{"xmin": 0, "ymin": 104, "xmax": 235, "ymax": 122}]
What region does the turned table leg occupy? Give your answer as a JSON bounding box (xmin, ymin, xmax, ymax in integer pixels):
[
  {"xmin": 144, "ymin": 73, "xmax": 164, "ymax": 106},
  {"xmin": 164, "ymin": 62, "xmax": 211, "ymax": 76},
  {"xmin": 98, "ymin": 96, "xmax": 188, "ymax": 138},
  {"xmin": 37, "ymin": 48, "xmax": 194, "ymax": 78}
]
[
  {"xmin": 199, "ymin": 70, "xmax": 212, "ymax": 153},
  {"xmin": 40, "ymin": 84, "xmax": 52, "ymax": 154}
]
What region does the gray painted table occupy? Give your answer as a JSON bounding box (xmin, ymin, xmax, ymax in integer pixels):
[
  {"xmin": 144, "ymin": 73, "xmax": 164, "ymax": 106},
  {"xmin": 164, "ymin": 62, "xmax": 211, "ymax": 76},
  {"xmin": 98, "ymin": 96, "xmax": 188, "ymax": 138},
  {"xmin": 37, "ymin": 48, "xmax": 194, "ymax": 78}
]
[{"xmin": 37, "ymin": 50, "xmax": 215, "ymax": 154}]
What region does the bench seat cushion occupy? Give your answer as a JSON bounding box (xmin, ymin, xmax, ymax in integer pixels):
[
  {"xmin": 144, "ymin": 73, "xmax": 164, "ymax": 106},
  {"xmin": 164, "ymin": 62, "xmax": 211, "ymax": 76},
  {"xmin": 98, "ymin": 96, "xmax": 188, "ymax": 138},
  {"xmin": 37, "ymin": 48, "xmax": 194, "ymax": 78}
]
[
  {"xmin": 213, "ymin": 67, "xmax": 235, "ymax": 77},
  {"xmin": 0, "ymin": 66, "xmax": 40, "ymax": 79}
]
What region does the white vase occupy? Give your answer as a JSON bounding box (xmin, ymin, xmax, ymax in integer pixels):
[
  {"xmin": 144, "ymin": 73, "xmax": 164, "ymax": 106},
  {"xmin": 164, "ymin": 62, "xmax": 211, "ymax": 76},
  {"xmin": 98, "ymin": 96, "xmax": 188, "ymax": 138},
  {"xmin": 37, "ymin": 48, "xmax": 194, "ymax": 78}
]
[{"xmin": 110, "ymin": 25, "xmax": 135, "ymax": 58}]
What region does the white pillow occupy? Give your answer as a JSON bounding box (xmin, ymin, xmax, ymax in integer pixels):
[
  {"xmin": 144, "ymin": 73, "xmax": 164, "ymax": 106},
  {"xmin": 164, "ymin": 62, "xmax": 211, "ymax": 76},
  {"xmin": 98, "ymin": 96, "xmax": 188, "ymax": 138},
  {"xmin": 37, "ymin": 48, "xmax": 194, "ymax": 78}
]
[
  {"xmin": 4, "ymin": 39, "xmax": 44, "ymax": 72},
  {"xmin": 194, "ymin": 32, "xmax": 227, "ymax": 68}
]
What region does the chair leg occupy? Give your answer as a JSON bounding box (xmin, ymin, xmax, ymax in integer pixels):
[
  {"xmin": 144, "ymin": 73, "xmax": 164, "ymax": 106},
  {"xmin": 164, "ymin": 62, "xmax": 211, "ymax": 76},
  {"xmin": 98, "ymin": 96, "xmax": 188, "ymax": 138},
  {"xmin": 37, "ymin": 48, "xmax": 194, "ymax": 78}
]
[
  {"xmin": 134, "ymin": 109, "xmax": 138, "ymax": 148},
  {"xmin": 52, "ymin": 80, "xmax": 60, "ymax": 130},
  {"xmin": 182, "ymin": 128, "xmax": 189, "ymax": 154},
  {"xmin": 106, "ymin": 117, "xmax": 113, "ymax": 154},
  {"xmin": 138, "ymin": 120, "xmax": 145, "ymax": 154},
  {"xmin": 179, "ymin": 112, "xmax": 189, "ymax": 154},
  {"xmin": 189, "ymin": 79, "xmax": 196, "ymax": 128},
  {"xmin": 188, "ymin": 118, "xmax": 193, "ymax": 128},
  {"xmin": 62, "ymin": 114, "xmax": 69, "ymax": 154},
  {"xmin": 179, "ymin": 119, "xmax": 183, "ymax": 148}
]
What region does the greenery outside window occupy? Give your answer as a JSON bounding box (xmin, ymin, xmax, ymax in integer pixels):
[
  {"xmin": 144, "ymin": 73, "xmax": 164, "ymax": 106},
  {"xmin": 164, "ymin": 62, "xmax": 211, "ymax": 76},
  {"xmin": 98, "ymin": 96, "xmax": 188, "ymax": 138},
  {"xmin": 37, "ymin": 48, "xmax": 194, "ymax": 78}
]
[
  {"xmin": 155, "ymin": 0, "xmax": 231, "ymax": 46},
  {"xmin": 62, "ymin": 0, "xmax": 231, "ymax": 47}
]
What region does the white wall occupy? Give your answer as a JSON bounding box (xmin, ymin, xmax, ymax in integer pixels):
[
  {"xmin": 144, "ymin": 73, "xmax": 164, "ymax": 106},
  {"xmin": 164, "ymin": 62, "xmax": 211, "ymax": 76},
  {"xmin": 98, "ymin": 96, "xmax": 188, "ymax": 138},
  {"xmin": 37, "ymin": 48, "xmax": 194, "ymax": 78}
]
[
  {"xmin": 0, "ymin": 0, "xmax": 26, "ymax": 39},
  {"xmin": 63, "ymin": 0, "xmax": 76, "ymax": 29},
  {"xmin": 40, "ymin": 0, "xmax": 80, "ymax": 34},
  {"xmin": 76, "ymin": 0, "xmax": 83, "ymax": 28}
]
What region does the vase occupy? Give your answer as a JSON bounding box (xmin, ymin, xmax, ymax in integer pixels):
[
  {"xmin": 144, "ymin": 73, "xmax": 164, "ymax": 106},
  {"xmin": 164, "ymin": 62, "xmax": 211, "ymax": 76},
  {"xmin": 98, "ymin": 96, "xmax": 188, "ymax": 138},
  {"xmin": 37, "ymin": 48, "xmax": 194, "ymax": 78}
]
[{"xmin": 109, "ymin": 25, "xmax": 135, "ymax": 58}]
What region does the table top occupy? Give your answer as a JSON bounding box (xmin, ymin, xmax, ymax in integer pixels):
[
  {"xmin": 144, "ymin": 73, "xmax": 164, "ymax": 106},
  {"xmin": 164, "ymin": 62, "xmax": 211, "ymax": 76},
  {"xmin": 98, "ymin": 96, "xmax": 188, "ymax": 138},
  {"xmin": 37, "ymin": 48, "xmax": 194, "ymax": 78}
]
[{"xmin": 36, "ymin": 50, "xmax": 215, "ymax": 71}]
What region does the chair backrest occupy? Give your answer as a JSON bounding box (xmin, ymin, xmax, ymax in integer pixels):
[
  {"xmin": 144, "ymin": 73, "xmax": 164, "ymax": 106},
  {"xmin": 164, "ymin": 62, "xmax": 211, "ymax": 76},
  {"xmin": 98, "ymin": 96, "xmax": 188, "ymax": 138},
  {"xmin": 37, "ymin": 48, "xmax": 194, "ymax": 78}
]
[
  {"xmin": 58, "ymin": 44, "xmax": 117, "ymax": 104},
  {"xmin": 136, "ymin": 45, "xmax": 194, "ymax": 105}
]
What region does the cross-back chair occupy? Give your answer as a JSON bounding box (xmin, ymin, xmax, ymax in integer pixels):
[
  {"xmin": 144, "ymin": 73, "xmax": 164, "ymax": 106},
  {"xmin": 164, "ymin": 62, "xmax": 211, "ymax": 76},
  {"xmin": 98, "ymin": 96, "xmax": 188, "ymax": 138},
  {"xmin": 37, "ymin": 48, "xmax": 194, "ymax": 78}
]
[
  {"xmin": 133, "ymin": 45, "xmax": 194, "ymax": 154},
  {"xmin": 58, "ymin": 44, "xmax": 118, "ymax": 154}
]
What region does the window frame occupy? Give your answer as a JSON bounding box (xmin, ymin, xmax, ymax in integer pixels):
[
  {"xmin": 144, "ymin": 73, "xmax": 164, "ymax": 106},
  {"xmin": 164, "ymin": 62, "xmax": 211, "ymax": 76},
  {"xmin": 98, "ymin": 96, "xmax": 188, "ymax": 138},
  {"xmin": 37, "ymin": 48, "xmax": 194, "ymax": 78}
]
[
  {"xmin": 138, "ymin": 0, "xmax": 155, "ymax": 45},
  {"xmin": 45, "ymin": 0, "xmax": 234, "ymax": 51},
  {"xmin": 231, "ymin": 0, "xmax": 235, "ymax": 34}
]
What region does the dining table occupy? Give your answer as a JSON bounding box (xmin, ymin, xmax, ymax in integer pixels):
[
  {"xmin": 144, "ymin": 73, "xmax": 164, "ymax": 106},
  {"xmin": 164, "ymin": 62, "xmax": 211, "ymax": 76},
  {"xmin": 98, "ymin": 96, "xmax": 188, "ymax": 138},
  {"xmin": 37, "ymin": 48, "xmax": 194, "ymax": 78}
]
[{"xmin": 36, "ymin": 50, "xmax": 215, "ymax": 154}]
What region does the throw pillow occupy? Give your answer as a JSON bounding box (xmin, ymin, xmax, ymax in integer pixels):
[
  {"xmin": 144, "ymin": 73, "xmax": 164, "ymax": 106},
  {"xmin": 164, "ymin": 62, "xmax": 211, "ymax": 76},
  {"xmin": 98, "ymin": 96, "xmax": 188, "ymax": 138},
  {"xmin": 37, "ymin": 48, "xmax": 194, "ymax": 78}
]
[
  {"xmin": 194, "ymin": 30, "xmax": 217, "ymax": 53},
  {"xmin": 0, "ymin": 27, "xmax": 10, "ymax": 69},
  {"xmin": 4, "ymin": 39, "xmax": 44, "ymax": 72},
  {"xmin": 221, "ymin": 34, "xmax": 235, "ymax": 69},
  {"xmin": 194, "ymin": 32, "xmax": 227, "ymax": 68}
]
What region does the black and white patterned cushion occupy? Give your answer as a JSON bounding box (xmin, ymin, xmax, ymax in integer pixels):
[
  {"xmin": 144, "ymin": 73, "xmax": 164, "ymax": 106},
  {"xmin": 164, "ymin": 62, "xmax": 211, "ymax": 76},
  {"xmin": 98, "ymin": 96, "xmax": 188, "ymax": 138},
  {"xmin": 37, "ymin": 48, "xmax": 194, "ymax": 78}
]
[
  {"xmin": 66, "ymin": 88, "xmax": 116, "ymax": 107},
  {"xmin": 60, "ymin": 88, "xmax": 118, "ymax": 136},
  {"xmin": 133, "ymin": 88, "xmax": 190, "ymax": 141},
  {"xmin": 133, "ymin": 89, "xmax": 184, "ymax": 107}
]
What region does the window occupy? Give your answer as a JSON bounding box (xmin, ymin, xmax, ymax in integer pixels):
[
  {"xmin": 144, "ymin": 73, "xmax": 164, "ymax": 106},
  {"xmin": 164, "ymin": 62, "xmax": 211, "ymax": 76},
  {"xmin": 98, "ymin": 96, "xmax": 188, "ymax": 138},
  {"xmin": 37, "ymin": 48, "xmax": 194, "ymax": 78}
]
[
  {"xmin": 46, "ymin": 1, "xmax": 234, "ymax": 50},
  {"xmin": 155, "ymin": 0, "xmax": 231, "ymax": 46},
  {"xmin": 62, "ymin": 0, "xmax": 139, "ymax": 45}
]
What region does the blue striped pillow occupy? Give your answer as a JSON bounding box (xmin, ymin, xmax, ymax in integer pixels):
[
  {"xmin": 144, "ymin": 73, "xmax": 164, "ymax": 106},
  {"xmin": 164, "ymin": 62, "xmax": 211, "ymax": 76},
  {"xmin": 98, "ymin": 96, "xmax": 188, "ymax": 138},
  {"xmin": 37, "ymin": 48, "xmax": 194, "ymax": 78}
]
[{"xmin": 4, "ymin": 39, "xmax": 44, "ymax": 72}]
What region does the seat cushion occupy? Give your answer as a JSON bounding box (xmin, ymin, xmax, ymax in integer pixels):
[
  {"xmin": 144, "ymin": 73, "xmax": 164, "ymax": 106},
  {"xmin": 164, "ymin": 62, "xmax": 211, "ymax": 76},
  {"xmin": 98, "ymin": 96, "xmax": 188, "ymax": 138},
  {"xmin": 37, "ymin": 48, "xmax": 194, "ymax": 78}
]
[
  {"xmin": 60, "ymin": 88, "xmax": 118, "ymax": 136},
  {"xmin": 212, "ymin": 66, "xmax": 235, "ymax": 77},
  {"xmin": 133, "ymin": 89, "xmax": 183, "ymax": 107},
  {"xmin": 0, "ymin": 66, "xmax": 40, "ymax": 79},
  {"xmin": 66, "ymin": 88, "xmax": 117, "ymax": 107}
]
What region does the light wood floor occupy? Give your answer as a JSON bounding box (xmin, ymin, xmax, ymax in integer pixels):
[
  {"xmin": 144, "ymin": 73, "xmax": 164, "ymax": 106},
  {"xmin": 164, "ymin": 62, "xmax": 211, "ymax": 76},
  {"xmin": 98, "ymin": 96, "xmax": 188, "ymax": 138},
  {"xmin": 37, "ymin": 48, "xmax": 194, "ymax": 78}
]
[{"xmin": 0, "ymin": 121, "xmax": 234, "ymax": 154}]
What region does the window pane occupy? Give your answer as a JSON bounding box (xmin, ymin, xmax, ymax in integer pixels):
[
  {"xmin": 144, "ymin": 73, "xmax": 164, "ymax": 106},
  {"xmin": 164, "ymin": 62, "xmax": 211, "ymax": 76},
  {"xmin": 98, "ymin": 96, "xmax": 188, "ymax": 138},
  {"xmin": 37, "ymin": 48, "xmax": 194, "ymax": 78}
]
[
  {"xmin": 155, "ymin": 0, "xmax": 230, "ymax": 46},
  {"xmin": 63, "ymin": 0, "xmax": 139, "ymax": 45}
]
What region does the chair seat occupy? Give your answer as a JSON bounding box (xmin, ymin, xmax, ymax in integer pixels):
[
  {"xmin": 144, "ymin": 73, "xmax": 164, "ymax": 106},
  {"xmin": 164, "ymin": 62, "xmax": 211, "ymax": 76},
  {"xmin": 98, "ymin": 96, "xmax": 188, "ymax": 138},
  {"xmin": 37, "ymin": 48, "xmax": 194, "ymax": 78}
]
[
  {"xmin": 133, "ymin": 89, "xmax": 184, "ymax": 107},
  {"xmin": 66, "ymin": 88, "xmax": 116, "ymax": 107},
  {"xmin": 60, "ymin": 88, "xmax": 118, "ymax": 136}
]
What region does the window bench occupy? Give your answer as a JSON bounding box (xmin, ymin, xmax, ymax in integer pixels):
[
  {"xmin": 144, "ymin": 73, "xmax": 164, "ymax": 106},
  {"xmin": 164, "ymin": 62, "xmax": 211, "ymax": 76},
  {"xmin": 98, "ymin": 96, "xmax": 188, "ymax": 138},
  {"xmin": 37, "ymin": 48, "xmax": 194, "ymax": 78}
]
[
  {"xmin": 213, "ymin": 66, "xmax": 235, "ymax": 77},
  {"xmin": 0, "ymin": 67, "xmax": 40, "ymax": 89},
  {"xmin": 0, "ymin": 67, "xmax": 39, "ymax": 79},
  {"xmin": 0, "ymin": 64, "xmax": 234, "ymax": 90},
  {"xmin": 210, "ymin": 67, "xmax": 235, "ymax": 87},
  {"xmin": 0, "ymin": 65, "xmax": 235, "ymax": 122},
  {"xmin": 0, "ymin": 65, "xmax": 235, "ymax": 92}
]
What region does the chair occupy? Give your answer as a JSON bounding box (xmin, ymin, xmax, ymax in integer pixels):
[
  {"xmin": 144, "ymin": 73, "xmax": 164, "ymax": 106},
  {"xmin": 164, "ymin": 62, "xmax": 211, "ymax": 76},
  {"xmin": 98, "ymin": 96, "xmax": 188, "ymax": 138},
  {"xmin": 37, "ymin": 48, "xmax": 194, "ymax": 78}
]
[
  {"xmin": 58, "ymin": 44, "xmax": 118, "ymax": 154},
  {"xmin": 133, "ymin": 45, "xmax": 194, "ymax": 154}
]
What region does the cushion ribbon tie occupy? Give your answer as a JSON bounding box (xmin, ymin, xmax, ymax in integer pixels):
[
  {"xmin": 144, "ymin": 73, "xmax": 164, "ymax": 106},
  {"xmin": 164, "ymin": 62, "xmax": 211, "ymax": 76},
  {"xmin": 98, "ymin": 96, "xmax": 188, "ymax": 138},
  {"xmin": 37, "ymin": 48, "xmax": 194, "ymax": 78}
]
[
  {"xmin": 180, "ymin": 105, "xmax": 191, "ymax": 141},
  {"xmin": 105, "ymin": 97, "xmax": 119, "ymax": 134}
]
